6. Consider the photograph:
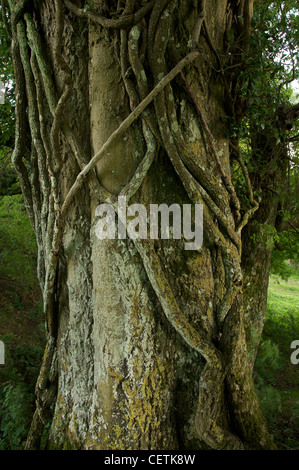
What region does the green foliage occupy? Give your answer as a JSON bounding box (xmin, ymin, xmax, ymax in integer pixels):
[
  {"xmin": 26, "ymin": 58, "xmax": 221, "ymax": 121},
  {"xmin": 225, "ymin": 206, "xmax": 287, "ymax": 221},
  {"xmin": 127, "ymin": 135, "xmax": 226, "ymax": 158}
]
[
  {"xmin": 257, "ymin": 384, "xmax": 282, "ymax": 422},
  {"xmin": 83, "ymin": 1, "xmax": 95, "ymax": 12},
  {"xmin": 0, "ymin": 4, "xmax": 17, "ymax": 198},
  {"xmin": 225, "ymin": 1, "xmax": 299, "ymax": 138},
  {"xmin": 228, "ymin": 1, "xmax": 299, "ymax": 278},
  {"xmin": 250, "ymin": 223, "xmax": 280, "ymax": 250},
  {"xmin": 270, "ymin": 163, "xmax": 299, "ymax": 279},
  {"xmin": 248, "ymin": 1, "xmax": 298, "ymax": 122},
  {"xmin": 255, "ymin": 339, "xmax": 282, "ymax": 382},
  {"xmin": 254, "ymin": 275, "xmax": 299, "ymax": 448},
  {"xmin": 271, "ymin": 250, "xmax": 299, "ymax": 280},
  {"xmin": 0, "ymin": 340, "xmax": 44, "ymax": 450},
  {"xmin": 0, "ymin": 147, "xmax": 19, "ymax": 196},
  {"xmin": 254, "ymin": 339, "xmax": 282, "ymax": 422},
  {"xmin": 0, "ymin": 191, "xmax": 44, "ymax": 449},
  {"xmin": 0, "ymin": 194, "xmax": 37, "ymax": 291},
  {"xmin": 0, "ymin": 5, "xmax": 14, "ymax": 150},
  {"xmin": 0, "ymin": 382, "xmax": 33, "ymax": 450}
]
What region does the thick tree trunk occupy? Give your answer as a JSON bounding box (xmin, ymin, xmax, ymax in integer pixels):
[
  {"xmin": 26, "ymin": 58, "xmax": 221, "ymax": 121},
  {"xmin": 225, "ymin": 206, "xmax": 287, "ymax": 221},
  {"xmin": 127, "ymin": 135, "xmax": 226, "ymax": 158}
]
[{"xmin": 6, "ymin": 0, "xmax": 276, "ymax": 450}]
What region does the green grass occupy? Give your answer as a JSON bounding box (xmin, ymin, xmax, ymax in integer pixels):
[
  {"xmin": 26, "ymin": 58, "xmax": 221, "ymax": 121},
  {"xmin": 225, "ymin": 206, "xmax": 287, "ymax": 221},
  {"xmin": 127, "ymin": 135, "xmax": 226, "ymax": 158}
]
[
  {"xmin": 267, "ymin": 276, "xmax": 299, "ymax": 357},
  {"xmin": 268, "ymin": 276, "xmax": 299, "ymax": 312},
  {"xmin": 254, "ymin": 274, "xmax": 299, "ymax": 450}
]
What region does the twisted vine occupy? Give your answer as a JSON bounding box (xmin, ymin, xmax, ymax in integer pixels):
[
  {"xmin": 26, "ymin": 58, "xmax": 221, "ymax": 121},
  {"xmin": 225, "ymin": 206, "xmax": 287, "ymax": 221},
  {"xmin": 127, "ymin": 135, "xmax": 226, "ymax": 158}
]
[{"xmin": 5, "ymin": 0, "xmax": 274, "ymax": 450}]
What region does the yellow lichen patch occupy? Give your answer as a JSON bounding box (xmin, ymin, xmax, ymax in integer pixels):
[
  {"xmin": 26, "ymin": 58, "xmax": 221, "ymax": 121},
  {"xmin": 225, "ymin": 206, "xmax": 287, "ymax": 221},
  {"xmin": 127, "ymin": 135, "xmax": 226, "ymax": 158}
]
[
  {"xmin": 85, "ymin": 372, "xmax": 129, "ymax": 450},
  {"xmin": 188, "ymin": 140, "xmax": 205, "ymax": 160},
  {"xmin": 121, "ymin": 356, "xmax": 174, "ymax": 449}
]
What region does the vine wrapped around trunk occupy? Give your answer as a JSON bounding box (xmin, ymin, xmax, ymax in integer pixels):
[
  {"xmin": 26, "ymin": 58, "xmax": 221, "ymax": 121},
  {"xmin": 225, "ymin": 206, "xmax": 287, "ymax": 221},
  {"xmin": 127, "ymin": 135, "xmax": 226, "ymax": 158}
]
[{"xmin": 4, "ymin": 0, "xmax": 276, "ymax": 450}]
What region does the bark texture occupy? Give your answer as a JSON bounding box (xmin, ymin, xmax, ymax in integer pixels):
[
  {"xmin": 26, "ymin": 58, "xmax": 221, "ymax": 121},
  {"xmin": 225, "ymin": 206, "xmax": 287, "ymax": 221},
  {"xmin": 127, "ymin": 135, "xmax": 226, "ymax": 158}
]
[{"xmin": 5, "ymin": 0, "xmax": 277, "ymax": 450}]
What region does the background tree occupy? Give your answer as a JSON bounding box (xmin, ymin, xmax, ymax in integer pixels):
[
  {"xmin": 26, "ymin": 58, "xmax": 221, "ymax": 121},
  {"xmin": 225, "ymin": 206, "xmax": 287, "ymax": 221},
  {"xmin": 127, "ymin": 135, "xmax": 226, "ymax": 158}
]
[
  {"xmin": 228, "ymin": 0, "xmax": 299, "ymax": 364},
  {"xmin": 1, "ymin": 0, "xmax": 297, "ymax": 451}
]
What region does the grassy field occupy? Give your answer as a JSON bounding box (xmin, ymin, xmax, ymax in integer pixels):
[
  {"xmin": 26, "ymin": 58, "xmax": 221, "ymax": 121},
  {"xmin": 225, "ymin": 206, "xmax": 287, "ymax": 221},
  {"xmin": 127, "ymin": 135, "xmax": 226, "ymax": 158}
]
[{"xmin": 254, "ymin": 274, "xmax": 299, "ymax": 450}]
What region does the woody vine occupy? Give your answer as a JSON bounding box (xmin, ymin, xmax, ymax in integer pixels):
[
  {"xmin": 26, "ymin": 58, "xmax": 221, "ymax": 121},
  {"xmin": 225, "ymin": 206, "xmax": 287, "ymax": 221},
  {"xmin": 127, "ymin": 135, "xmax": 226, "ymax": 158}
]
[{"xmin": 2, "ymin": 0, "xmax": 278, "ymax": 450}]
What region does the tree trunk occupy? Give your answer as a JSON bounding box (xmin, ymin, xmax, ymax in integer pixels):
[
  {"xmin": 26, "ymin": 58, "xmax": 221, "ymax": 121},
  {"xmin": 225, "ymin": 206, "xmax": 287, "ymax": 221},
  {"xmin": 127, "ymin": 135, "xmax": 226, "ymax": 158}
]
[
  {"xmin": 6, "ymin": 0, "xmax": 276, "ymax": 450},
  {"xmin": 241, "ymin": 103, "xmax": 297, "ymax": 368}
]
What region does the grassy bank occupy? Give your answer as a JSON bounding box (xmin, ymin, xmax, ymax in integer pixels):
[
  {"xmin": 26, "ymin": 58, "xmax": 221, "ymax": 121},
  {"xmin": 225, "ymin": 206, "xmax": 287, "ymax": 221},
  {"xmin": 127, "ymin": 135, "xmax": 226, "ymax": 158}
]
[
  {"xmin": 0, "ymin": 195, "xmax": 45, "ymax": 450},
  {"xmin": 254, "ymin": 274, "xmax": 299, "ymax": 450}
]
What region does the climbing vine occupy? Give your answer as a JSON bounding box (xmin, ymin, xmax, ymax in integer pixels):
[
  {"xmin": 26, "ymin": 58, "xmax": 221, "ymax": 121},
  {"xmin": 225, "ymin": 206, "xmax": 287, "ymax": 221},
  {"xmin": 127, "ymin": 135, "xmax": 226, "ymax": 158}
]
[{"xmin": 3, "ymin": 0, "xmax": 277, "ymax": 450}]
